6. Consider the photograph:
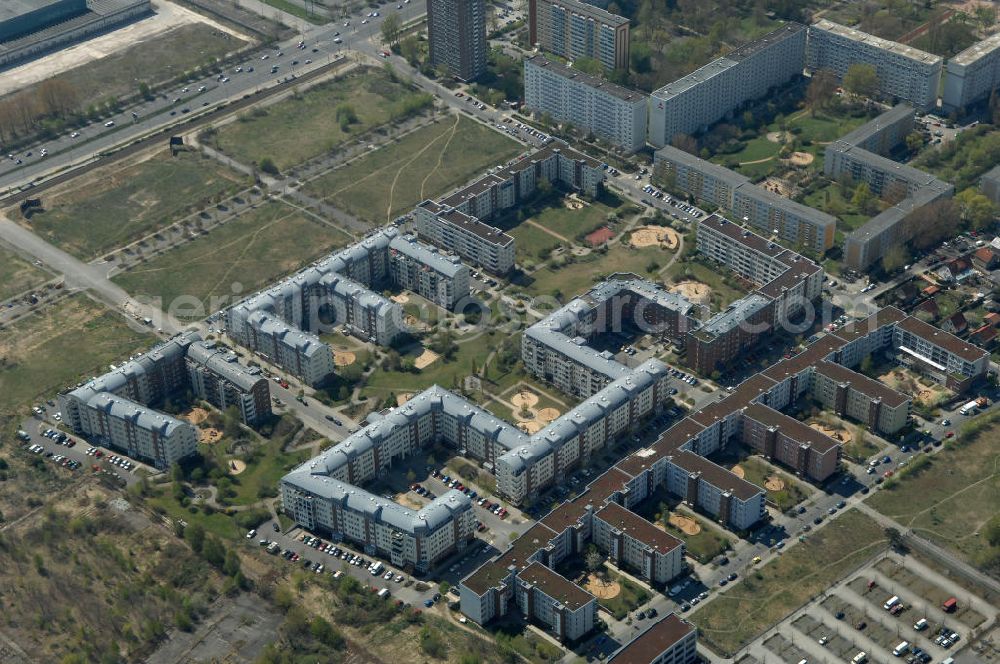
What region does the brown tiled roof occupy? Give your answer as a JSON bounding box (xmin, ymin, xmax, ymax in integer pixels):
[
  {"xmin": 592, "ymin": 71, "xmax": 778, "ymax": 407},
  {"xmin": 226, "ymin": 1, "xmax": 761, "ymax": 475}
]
[
  {"xmin": 608, "ymin": 614, "xmax": 695, "ymax": 664},
  {"xmin": 895, "ymin": 315, "xmax": 989, "ymax": 363},
  {"xmin": 436, "ymin": 208, "xmax": 515, "ymax": 246},
  {"xmin": 763, "ymin": 335, "xmax": 843, "ymax": 381},
  {"xmin": 814, "ymin": 360, "xmax": 910, "ymax": 408},
  {"xmin": 579, "ymin": 467, "xmax": 631, "ymax": 504},
  {"xmin": 742, "ymin": 403, "xmax": 841, "ymax": 453},
  {"xmin": 541, "ymin": 499, "xmax": 590, "ymax": 533},
  {"xmin": 831, "ymin": 306, "xmax": 907, "ymax": 344},
  {"xmin": 649, "ymin": 418, "xmax": 706, "ymax": 458},
  {"xmin": 698, "ymin": 214, "xmax": 788, "ymax": 259},
  {"xmin": 594, "ymin": 502, "xmax": 682, "ymax": 554},
  {"xmin": 518, "ymin": 562, "xmax": 595, "ymax": 611},
  {"xmin": 462, "ymin": 561, "xmax": 511, "ymax": 596},
  {"xmin": 616, "ymin": 446, "xmax": 667, "ymax": 477},
  {"xmin": 670, "ymin": 450, "xmax": 762, "ymax": 501}
]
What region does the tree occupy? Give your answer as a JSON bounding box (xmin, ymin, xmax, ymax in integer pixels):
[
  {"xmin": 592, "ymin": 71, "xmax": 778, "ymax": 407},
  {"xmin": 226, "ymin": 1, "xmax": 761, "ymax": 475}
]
[
  {"xmin": 955, "ymin": 188, "xmax": 998, "ymax": 231},
  {"xmin": 881, "ymin": 244, "xmax": 908, "ymax": 274},
  {"xmin": 381, "ymin": 13, "xmax": 402, "ymax": 47},
  {"xmin": 907, "ymin": 199, "xmax": 961, "ymax": 250},
  {"xmin": 671, "ymin": 133, "xmax": 698, "ymax": 155},
  {"xmin": 843, "ymin": 63, "xmax": 878, "ymax": 99},
  {"xmin": 399, "ymin": 35, "xmax": 421, "ymax": 66},
  {"xmin": 905, "ymin": 131, "xmax": 924, "ymax": 154},
  {"xmin": 585, "ymin": 551, "xmax": 604, "ymax": 574},
  {"xmin": 258, "ymin": 157, "xmax": 279, "ymax": 175},
  {"xmin": 185, "ymin": 522, "xmax": 206, "ymax": 553},
  {"xmin": 36, "ymin": 78, "xmax": 78, "ymax": 117},
  {"xmin": 885, "ymin": 527, "xmax": 907, "ymax": 551},
  {"xmin": 852, "ymin": 182, "xmax": 876, "ymax": 214},
  {"xmin": 805, "ymin": 69, "xmax": 839, "ymax": 114},
  {"xmin": 572, "ymin": 56, "xmax": 605, "ymax": 76}
]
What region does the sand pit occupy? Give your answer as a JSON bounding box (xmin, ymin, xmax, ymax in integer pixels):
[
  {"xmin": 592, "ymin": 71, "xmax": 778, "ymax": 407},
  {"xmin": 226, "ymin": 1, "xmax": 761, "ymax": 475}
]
[
  {"xmin": 669, "ymin": 281, "xmax": 711, "ymax": 305},
  {"xmin": 395, "ymin": 492, "xmax": 424, "ymax": 510},
  {"xmin": 518, "ymin": 421, "xmax": 542, "ymax": 433},
  {"xmin": 764, "ymin": 476, "xmax": 786, "ymax": 491},
  {"xmin": 199, "ymin": 427, "xmax": 223, "ymax": 444},
  {"xmin": 228, "ymin": 459, "xmax": 246, "ymax": 475},
  {"xmin": 563, "ymin": 195, "xmax": 586, "ymax": 210},
  {"xmin": 185, "ymin": 407, "xmax": 209, "ymax": 425},
  {"xmin": 766, "ymin": 131, "xmax": 791, "ymax": 143},
  {"xmin": 584, "ymin": 574, "xmax": 621, "ymax": 599},
  {"xmin": 397, "ymin": 393, "xmax": 414, "ymax": 406},
  {"xmin": 668, "ymin": 513, "xmax": 702, "ymax": 535},
  {"xmin": 391, "ymin": 294, "xmax": 410, "ymax": 304},
  {"xmin": 809, "ymin": 422, "xmax": 853, "ymax": 444},
  {"xmin": 333, "ymin": 350, "xmax": 356, "ymax": 367},
  {"xmin": 630, "ymin": 226, "xmax": 680, "ymax": 250},
  {"xmin": 414, "ymin": 349, "xmax": 440, "ymax": 370},
  {"xmin": 731, "ymin": 464, "xmax": 745, "ymax": 479},
  {"xmin": 787, "ymin": 151, "xmax": 814, "ymax": 167},
  {"xmin": 511, "ymin": 391, "xmax": 540, "ymax": 410},
  {"xmin": 537, "ymin": 407, "xmax": 560, "ymax": 423}
]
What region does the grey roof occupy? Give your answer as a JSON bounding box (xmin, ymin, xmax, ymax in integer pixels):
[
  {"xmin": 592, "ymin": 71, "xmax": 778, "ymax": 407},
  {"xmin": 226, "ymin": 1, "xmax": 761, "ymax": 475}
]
[
  {"xmin": 698, "ymin": 294, "xmax": 772, "ymax": 336},
  {"xmin": 726, "ymin": 22, "xmax": 805, "ymax": 61},
  {"xmin": 542, "ymin": 0, "xmax": 629, "ymax": 27},
  {"xmin": 86, "ymin": 392, "xmax": 193, "ymax": 437},
  {"xmin": 733, "ymin": 182, "xmax": 837, "ymax": 228},
  {"xmin": 836, "ymin": 104, "xmax": 914, "ymax": 149},
  {"xmin": 811, "ymin": 19, "xmax": 942, "ymax": 65},
  {"xmin": 845, "ymin": 179, "xmax": 953, "ymax": 243},
  {"xmin": 247, "ymin": 311, "xmax": 330, "ymax": 359},
  {"xmin": 654, "ymin": 145, "xmax": 750, "ymax": 188},
  {"xmin": 389, "ymin": 234, "xmax": 466, "ymax": 278},
  {"xmin": 652, "ymin": 57, "xmax": 737, "ymax": 101},
  {"xmin": 186, "ymin": 341, "xmax": 265, "ymax": 391},
  {"xmin": 951, "ymin": 30, "xmax": 1000, "ymax": 66},
  {"xmin": 525, "ymin": 54, "xmax": 648, "ymax": 104},
  {"xmin": 0, "ymin": 0, "xmax": 79, "ymax": 22}
]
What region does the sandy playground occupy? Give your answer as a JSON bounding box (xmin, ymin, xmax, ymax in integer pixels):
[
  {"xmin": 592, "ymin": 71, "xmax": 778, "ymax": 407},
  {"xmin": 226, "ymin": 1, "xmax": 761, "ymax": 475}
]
[
  {"xmin": 227, "ymin": 459, "xmax": 246, "ymax": 475},
  {"xmin": 787, "ymin": 151, "xmax": 814, "ymax": 167},
  {"xmin": 397, "ymin": 393, "xmax": 414, "ymax": 406},
  {"xmin": 809, "ymin": 422, "xmax": 853, "ymax": 445},
  {"xmin": 731, "ymin": 464, "xmax": 745, "ymax": 479},
  {"xmin": 414, "ymin": 349, "xmax": 440, "ymax": 370},
  {"xmin": 630, "ymin": 225, "xmax": 680, "ymax": 250},
  {"xmin": 537, "ymin": 407, "xmax": 560, "ymax": 423},
  {"xmin": 669, "ymin": 281, "xmax": 711, "ymax": 305},
  {"xmin": 760, "ymin": 177, "xmax": 793, "ymax": 197},
  {"xmin": 395, "ymin": 492, "xmax": 424, "ymax": 510},
  {"xmin": 517, "ymin": 421, "xmax": 542, "ymax": 433},
  {"xmin": 668, "ymin": 513, "xmax": 702, "ymax": 536},
  {"xmin": 584, "ymin": 574, "xmax": 621, "ymax": 599},
  {"xmin": 764, "ymin": 476, "xmax": 786, "ymax": 491},
  {"xmin": 184, "ymin": 407, "xmax": 209, "ymax": 425},
  {"xmin": 199, "ymin": 428, "xmax": 223, "ymax": 444},
  {"xmin": 390, "ymin": 294, "xmax": 410, "ymax": 304},
  {"xmin": 333, "ymin": 350, "xmax": 356, "ymax": 367},
  {"xmin": 511, "ymin": 391, "xmax": 540, "ymax": 410},
  {"xmin": 563, "ymin": 194, "xmax": 586, "ymax": 210},
  {"xmin": 766, "ymin": 131, "xmax": 792, "ymax": 143},
  {"xmin": 879, "ymin": 369, "xmax": 947, "ymax": 406}
]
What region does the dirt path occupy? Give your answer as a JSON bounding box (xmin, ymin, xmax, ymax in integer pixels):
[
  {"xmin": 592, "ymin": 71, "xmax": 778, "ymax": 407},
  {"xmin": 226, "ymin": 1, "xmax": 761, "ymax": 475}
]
[
  {"xmin": 524, "ymin": 219, "xmax": 570, "ymax": 243},
  {"xmin": 384, "ymin": 115, "xmax": 457, "ymax": 223},
  {"xmin": 417, "ymin": 114, "xmax": 460, "ymax": 204}
]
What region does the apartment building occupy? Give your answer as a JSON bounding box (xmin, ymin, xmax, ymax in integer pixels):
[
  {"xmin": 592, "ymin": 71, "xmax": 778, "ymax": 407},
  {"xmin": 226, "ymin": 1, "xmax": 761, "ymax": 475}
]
[
  {"xmin": 228, "ymin": 228, "xmax": 469, "ymax": 380},
  {"xmin": 608, "ymin": 614, "xmax": 697, "ymax": 664},
  {"xmin": 592, "ymin": 502, "xmax": 684, "ymax": 584},
  {"xmin": 649, "ymin": 23, "xmax": 806, "ymax": 147},
  {"xmin": 812, "ymin": 360, "xmax": 911, "ymax": 435},
  {"xmin": 528, "ymin": 0, "xmax": 630, "ymax": 71},
  {"xmin": 185, "ymin": 340, "xmax": 272, "ymax": 426},
  {"xmin": 688, "ymin": 214, "xmax": 825, "ymax": 374},
  {"xmin": 653, "ymin": 145, "xmax": 835, "ymax": 253},
  {"xmin": 740, "ymin": 403, "xmax": 842, "ymax": 482},
  {"xmin": 426, "ymin": 0, "xmax": 486, "ymax": 81},
  {"xmin": 80, "ymin": 393, "xmax": 198, "ymax": 469},
  {"xmin": 524, "ymin": 54, "xmax": 648, "ymax": 152},
  {"xmin": 388, "ymin": 234, "xmax": 470, "ymax": 310},
  {"xmin": 825, "ymin": 107, "xmax": 954, "ymax": 271},
  {"xmin": 942, "ymin": 32, "xmax": 1000, "ymax": 111},
  {"xmin": 806, "ymin": 19, "xmax": 942, "ymax": 110},
  {"xmin": 893, "ymin": 316, "xmax": 991, "ymax": 391},
  {"xmin": 515, "ymin": 562, "xmax": 597, "ymax": 641},
  {"xmin": 416, "ymin": 141, "xmax": 605, "ymax": 274}
]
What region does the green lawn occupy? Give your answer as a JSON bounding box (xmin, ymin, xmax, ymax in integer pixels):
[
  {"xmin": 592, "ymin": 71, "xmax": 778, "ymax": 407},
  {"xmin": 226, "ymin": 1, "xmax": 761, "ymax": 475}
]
[
  {"xmin": 663, "ymin": 259, "xmax": 745, "ymax": 309},
  {"xmin": 113, "ymin": 201, "xmax": 350, "ymax": 320},
  {"xmin": 801, "ymin": 181, "xmax": 870, "ymax": 233},
  {"xmin": 737, "ymin": 457, "xmax": 811, "ymax": 512},
  {"xmin": 200, "ymin": 437, "xmax": 311, "ymax": 507},
  {"xmin": 663, "ymin": 512, "xmax": 732, "ymax": 564},
  {"xmin": 19, "ymin": 150, "xmax": 246, "ymax": 260},
  {"xmin": 868, "ymin": 420, "xmax": 1000, "ymax": 574},
  {"xmin": 598, "ymin": 572, "xmax": 651, "ymax": 620},
  {"xmin": 146, "ymin": 490, "xmax": 243, "ymax": 541},
  {"xmin": 0, "ymin": 246, "xmax": 47, "ymax": 301},
  {"xmin": 521, "ymin": 244, "xmax": 668, "ymax": 299},
  {"xmin": 259, "ymin": 0, "xmax": 325, "ymax": 23},
  {"xmin": 0, "ymin": 295, "xmax": 153, "ymax": 418},
  {"xmin": 213, "ymin": 68, "xmax": 431, "ymax": 170},
  {"xmin": 692, "ymin": 510, "xmax": 886, "ymax": 656},
  {"xmin": 510, "ymin": 223, "xmax": 563, "ymax": 263},
  {"xmin": 530, "ymin": 198, "xmax": 622, "ymax": 241},
  {"xmin": 304, "ymin": 115, "xmax": 522, "ymax": 225}
]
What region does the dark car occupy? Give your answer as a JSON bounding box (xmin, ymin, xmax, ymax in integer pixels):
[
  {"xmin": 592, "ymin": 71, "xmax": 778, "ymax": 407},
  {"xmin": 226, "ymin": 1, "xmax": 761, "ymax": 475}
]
[
  {"xmin": 855, "ymin": 621, "xmax": 866, "ymax": 630},
  {"xmin": 728, "ymin": 572, "xmax": 737, "ymax": 581}
]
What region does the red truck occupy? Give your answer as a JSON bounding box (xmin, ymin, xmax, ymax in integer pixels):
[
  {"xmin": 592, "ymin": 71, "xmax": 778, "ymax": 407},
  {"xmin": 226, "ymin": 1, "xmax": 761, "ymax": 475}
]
[{"xmin": 943, "ymin": 597, "xmax": 958, "ymax": 612}]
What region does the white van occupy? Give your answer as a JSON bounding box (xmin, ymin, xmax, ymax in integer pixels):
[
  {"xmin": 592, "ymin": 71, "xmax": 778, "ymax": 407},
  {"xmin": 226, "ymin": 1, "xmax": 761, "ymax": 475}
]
[
  {"xmin": 883, "ymin": 595, "xmax": 900, "ymax": 610},
  {"xmin": 913, "ymin": 618, "xmax": 928, "ymax": 631},
  {"xmin": 377, "ymin": 588, "xmax": 390, "ymax": 599},
  {"xmin": 852, "ymin": 652, "xmax": 867, "ymax": 664},
  {"xmin": 941, "ymin": 658, "xmax": 954, "ymax": 664},
  {"xmin": 892, "ymin": 641, "xmax": 909, "ymax": 657}
]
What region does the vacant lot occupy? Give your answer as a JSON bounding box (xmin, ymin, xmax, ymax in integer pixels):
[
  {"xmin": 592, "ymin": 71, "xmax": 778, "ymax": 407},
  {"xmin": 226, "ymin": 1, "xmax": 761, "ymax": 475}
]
[
  {"xmin": 213, "ymin": 68, "xmax": 431, "ymax": 170},
  {"xmin": 114, "ymin": 201, "xmax": 350, "ymax": 319},
  {"xmin": 692, "ymin": 510, "xmax": 886, "ymax": 656},
  {"xmin": 305, "ymin": 115, "xmax": 522, "ymax": 225},
  {"xmin": 18, "ymin": 150, "xmax": 246, "ymax": 259},
  {"xmin": 868, "ymin": 422, "xmax": 1000, "ymax": 575},
  {"xmin": 0, "ymin": 246, "xmax": 47, "ymax": 300},
  {"xmin": 0, "ymin": 295, "xmax": 152, "ymax": 417},
  {"xmin": 3, "ymin": 23, "xmax": 247, "ymax": 114},
  {"xmin": 521, "ymin": 244, "xmax": 667, "ymax": 299}
]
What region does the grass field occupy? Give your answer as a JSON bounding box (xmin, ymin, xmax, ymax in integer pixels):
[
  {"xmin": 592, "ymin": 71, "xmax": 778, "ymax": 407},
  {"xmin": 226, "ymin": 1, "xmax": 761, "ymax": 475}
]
[
  {"xmin": 259, "ymin": 0, "xmax": 325, "ymax": 23},
  {"xmin": 0, "ymin": 295, "xmax": 153, "ymax": 418},
  {"xmin": 304, "ymin": 115, "xmax": 522, "ymax": 225},
  {"xmin": 868, "ymin": 421, "xmax": 1000, "ymax": 574},
  {"xmin": 738, "ymin": 457, "xmax": 811, "ymax": 512},
  {"xmin": 521, "ymin": 244, "xmax": 668, "ymax": 299},
  {"xmin": 692, "ymin": 509, "xmax": 886, "ymax": 656},
  {"xmin": 199, "ymin": 436, "xmax": 311, "ymax": 507},
  {"xmin": 5, "ymin": 23, "xmax": 248, "ymax": 114},
  {"xmin": 0, "ymin": 246, "xmax": 48, "ymax": 301},
  {"xmin": 598, "ymin": 572, "xmax": 651, "ymax": 620},
  {"xmin": 801, "ymin": 181, "xmax": 870, "ymax": 232},
  {"xmin": 18, "ymin": 150, "xmax": 246, "ymax": 260},
  {"xmin": 113, "ymin": 200, "xmax": 350, "ymax": 319},
  {"xmin": 663, "ymin": 511, "xmax": 732, "ymax": 563},
  {"xmin": 214, "ymin": 68, "xmax": 430, "ymax": 170}
]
